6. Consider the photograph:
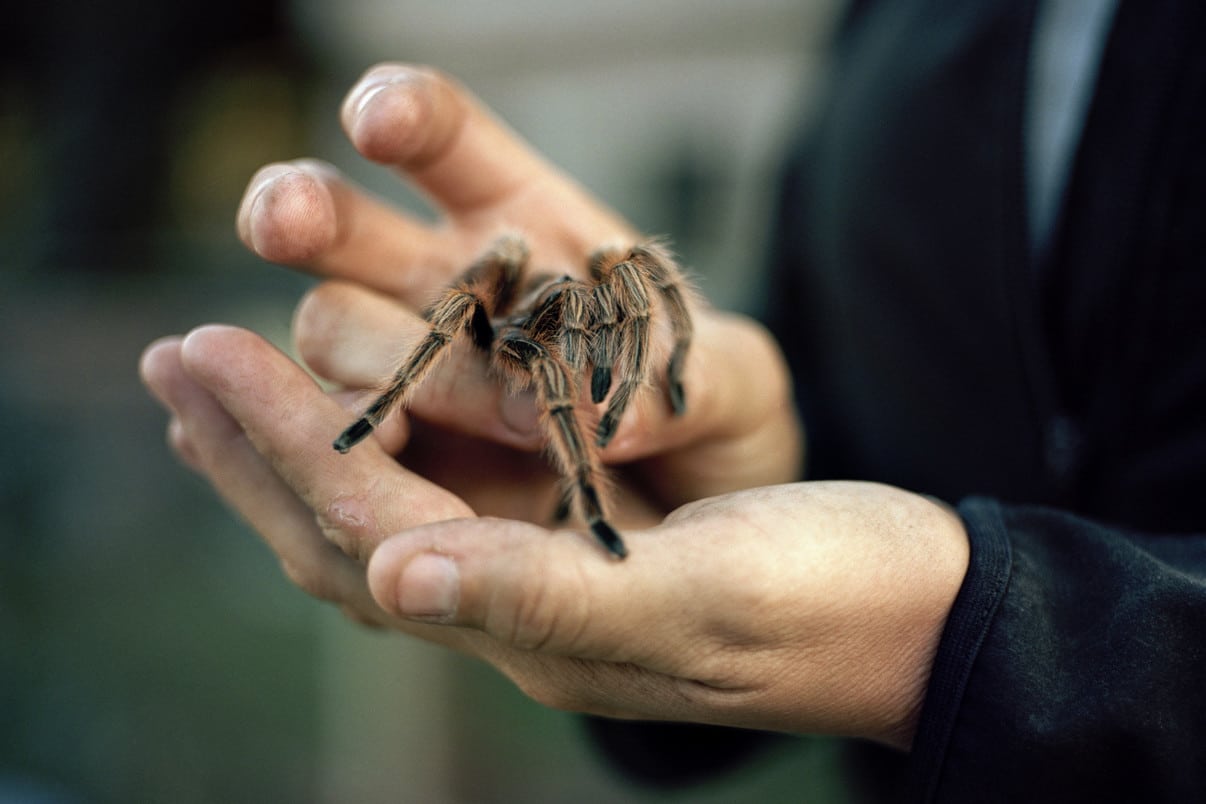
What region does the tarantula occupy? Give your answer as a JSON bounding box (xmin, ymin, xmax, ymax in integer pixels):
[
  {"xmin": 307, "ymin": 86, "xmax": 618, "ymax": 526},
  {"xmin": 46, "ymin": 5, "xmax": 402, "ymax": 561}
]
[{"xmin": 332, "ymin": 234, "xmax": 694, "ymax": 559}]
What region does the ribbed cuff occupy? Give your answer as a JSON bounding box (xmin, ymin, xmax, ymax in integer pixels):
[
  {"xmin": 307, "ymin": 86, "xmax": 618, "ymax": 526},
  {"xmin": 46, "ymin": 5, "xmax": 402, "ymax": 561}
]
[{"xmin": 905, "ymin": 497, "xmax": 1013, "ymax": 802}]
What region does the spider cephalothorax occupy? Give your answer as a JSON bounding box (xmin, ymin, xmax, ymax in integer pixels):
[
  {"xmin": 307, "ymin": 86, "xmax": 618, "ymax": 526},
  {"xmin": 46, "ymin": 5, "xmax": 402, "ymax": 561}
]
[{"xmin": 332, "ymin": 234, "xmax": 694, "ymax": 559}]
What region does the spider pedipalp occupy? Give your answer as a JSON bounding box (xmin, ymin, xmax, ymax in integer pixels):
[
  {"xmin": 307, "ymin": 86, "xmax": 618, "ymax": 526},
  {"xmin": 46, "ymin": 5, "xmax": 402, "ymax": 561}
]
[{"xmin": 333, "ymin": 234, "xmax": 694, "ymax": 558}]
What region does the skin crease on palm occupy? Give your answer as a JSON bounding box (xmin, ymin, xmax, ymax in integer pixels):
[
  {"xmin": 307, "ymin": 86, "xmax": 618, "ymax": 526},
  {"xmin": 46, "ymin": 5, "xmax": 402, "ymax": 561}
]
[{"xmin": 139, "ymin": 63, "xmax": 970, "ymax": 752}]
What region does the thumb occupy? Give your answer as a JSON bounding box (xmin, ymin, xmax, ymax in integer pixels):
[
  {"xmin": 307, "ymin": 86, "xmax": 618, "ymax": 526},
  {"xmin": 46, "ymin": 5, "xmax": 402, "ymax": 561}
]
[{"xmin": 365, "ymin": 518, "xmax": 694, "ymax": 668}]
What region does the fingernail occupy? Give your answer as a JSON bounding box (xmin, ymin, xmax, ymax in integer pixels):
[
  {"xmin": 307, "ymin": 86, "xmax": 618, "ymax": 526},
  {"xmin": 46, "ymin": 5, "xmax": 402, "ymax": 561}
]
[
  {"xmin": 353, "ymin": 82, "xmax": 391, "ymax": 122},
  {"xmin": 350, "ymin": 67, "xmax": 423, "ymax": 119},
  {"xmin": 396, "ymin": 553, "xmax": 460, "ymax": 620},
  {"xmin": 500, "ymin": 390, "xmax": 541, "ymax": 441},
  {"xmin": 246, "ymin": 167, "xmax": 303, "ymax": 223},
  {"xmin": 240, "ymin": 166, "xmax": 300, "ymax": 248}
]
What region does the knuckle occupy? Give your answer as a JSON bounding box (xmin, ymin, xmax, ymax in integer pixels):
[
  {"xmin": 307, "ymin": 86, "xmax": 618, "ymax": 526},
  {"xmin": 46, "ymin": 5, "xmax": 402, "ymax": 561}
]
[
  {"xmin": 505, "ymin": 587, "xmax": 558, "ymax": 653},
  {"xmin": 315, "ymin": 517, "xmax": 372, "ymax": 564},
  {"xmin": 315, "ymin": 485, "xmax": 472, "ymax": 563},
  {"xmin": 315, "ymin": 488, "xmax": 385, "ymax": 563},
  {"xmin": 166, "ymin": 419, "xmax": 200, "ymax": 469},
  {"xmin": 292, "ymin": 282, "xmax": 349, "ymax": 373},
  {"xmin": 280, "ymin": 555, "xmax": 341, "ymax": 602},
  {"xmin": 734, "ymin": 316, "xmax": 794, "ymax": 404},
  {"xmin": 498, "ymin": 554, "xmax": 591, "ymax": 654}
]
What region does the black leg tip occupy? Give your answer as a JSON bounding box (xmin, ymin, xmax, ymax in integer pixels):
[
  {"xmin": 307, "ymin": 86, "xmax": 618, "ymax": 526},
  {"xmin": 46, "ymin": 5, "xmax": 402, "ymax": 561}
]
[
  {"xmin": 669, "ymin": 381, "xmax": 686, "ymax": 416},
  {"xmin": 552, "ymin": 495, "xmax": 572, "ymax": 523},
  {"xmin": 591, "ymin": 366, "xmax": 612, "ymax": 404},
  {"xmin": 590, "ymin": 520, "xmax": 628, "ymax": 559},
  {"xmin": 595, "ymin": 414, "xmax": 619, "ymax": 447},
  {"xmin": 333, "ymin": 418, "xmax": 375, "ymax": 453}
]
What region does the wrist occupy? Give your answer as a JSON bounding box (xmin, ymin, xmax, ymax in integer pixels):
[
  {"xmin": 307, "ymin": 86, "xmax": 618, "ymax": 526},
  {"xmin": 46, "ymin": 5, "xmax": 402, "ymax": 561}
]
[{"xmin": 878, "ymin": 492, "xmax": 970, "ymax": 749}]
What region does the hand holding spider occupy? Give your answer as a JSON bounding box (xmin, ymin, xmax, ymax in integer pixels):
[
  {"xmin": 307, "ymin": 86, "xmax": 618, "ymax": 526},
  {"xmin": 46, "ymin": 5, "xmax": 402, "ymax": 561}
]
[
  {"xmin": 237, "ymin": 64, "xmax": 801, "ymax": 550},
  {"xmin": 142, "ymin": 62, "xmax": 968, "ymax": 751},
  {"xmin": 141, "ymin": 324, "xmax": 965, "ymax": 750}
]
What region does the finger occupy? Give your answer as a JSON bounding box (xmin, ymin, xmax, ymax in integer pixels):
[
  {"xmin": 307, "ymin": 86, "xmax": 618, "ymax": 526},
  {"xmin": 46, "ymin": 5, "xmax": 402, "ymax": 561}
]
[
  {"xmin": 600, "ymin": 311, "xmax": 784, "ymax": 457},
  {"xmin": 142, "ymin": 338, "xmax": 514, "ymax": 651},
  {"xmin": 599, "ymin": 311, "xmax": 803, "ymax": 498},
  {"xmin": 341, "ymin": 64, "xmax": 542, "ymax": 216},
  {"xmin": 237, "ymin": 159, "xmax": 464, "ymax": 303},
  {"xmin": 341, "ymin": 64, "xmax": 631, "ymax": 248},
  {"xmin": 176, "ymin": 325, "xmax": 474, "ymax": 560},
  {"xmin": 293, "ymin": 281, "xmax": 546, "ymax": 451},
  {"xmin": 140, "ymin": 337, "xmax": 379, "ymax": 614},
  {"xmin": 166, "ymin": 416, "xmax": 201, "ymax": 472},
  {"xmin": 292, "ymin": 280, "xmax": 423, "ymax": 387}
]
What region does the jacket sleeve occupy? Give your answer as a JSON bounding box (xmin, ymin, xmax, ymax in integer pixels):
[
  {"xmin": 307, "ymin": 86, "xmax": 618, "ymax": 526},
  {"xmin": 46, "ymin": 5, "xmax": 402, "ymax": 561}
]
[{"xmin": 908, "ymin": 498, "xmax": 1206, "ymax": 803}]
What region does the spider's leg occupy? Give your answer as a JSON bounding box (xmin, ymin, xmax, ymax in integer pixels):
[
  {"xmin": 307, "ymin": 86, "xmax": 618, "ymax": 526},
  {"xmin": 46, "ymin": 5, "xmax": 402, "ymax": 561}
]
[
  {"xmin": 633, "ymin": 242, "xmax": 693, "ymax": 415},
  {"xmin": 557, "ymin": 279, "xmax": 595, "ymax": 372},
  {"xmin": 471, "ymin": 233, "xmax": 529, "ymax": 316},
  {"xmin": 585, "ymin": 245, "xmax": 628, "ymax": 403},
  {"xmin": 589, "ymin": 281, "xmax": 619, "ymax": 404},
  {"xmin": 334, "ymin": 237, "xmax": 528, "ymax": 453},
  {"xmin": 494, "ymin": 331, "xmax": 627, "ymax": 559},
  {"xmin": 594, "ymin": 256, "xmax": 653, "ymax": 447},
  {"xmin": 551, "ymin": 484, "xmax": 574, "ymax": 523},
  {"xmin": 333, "ymin": 290, "xmax": 481, "ymax": 453},
  {"xmin": 514, "ymin": 274, "xmax": 581, "ymax": 355}
]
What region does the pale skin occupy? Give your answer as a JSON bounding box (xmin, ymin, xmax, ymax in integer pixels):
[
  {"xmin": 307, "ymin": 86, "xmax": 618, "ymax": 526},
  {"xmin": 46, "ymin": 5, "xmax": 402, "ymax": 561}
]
[{"xmin": 139, "ymin": 64, "xmax": 969, "ymax": 752}]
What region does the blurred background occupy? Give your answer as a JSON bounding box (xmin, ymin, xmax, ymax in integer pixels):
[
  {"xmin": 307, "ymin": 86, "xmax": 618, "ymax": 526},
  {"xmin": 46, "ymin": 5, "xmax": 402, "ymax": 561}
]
[{"xmin": 0, "ymin": 1, "xmax": 844, "ymax": 801}]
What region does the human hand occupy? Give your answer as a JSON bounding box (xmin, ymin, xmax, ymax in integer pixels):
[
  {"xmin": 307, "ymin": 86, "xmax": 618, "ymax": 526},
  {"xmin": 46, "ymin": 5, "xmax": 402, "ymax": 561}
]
[
  {"xmin": 140, "ymin": 326, "xmax": 967, "ymax": 749},
  {"xmin": 366, "ymin": 482, "xmax": 970, "ymax": 752},
  {"xmin": 236, "ymin": 64, "xmax": 801, "ymax": 525}
]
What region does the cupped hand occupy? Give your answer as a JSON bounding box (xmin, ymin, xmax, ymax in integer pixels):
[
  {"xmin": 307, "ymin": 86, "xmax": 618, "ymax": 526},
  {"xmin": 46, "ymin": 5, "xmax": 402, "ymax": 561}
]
[
  {"xmin": 368, "ymin": 482, "xmax": 969, "ymax": 751},
  {"xmin": 139, "ymin": 325, "xmax": 968, "ymax": 750},
  {"xmin": 236, "ymin": 64, "xmax": 802, "ymax": 519}
]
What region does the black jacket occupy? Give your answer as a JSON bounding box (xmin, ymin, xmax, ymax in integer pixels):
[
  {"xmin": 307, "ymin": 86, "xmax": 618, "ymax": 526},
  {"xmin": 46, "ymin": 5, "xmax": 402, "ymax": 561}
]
[{"xmin": 592, "ymin": 0, "xmax": 1206, "ymax": 801}]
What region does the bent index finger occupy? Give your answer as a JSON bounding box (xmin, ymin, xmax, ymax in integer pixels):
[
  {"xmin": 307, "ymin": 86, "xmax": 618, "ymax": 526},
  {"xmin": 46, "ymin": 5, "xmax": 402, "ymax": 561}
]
[
  {"xmin": 179, "ymin": 325, "xmax": 473, "ymax": 559},
  {"xmin": 342, "ymin": 64, "xmax": 631, "ymax": 247},
  {"xmin": 343, "ymin": 64, "xmax": 540, "ymax": 216}
]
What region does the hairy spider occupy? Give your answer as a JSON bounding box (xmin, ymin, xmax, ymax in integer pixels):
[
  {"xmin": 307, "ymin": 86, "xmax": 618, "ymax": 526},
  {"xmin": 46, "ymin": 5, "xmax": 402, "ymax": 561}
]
[{"xmin": 332, "ymin": 234, "xmax": 694, "ymax": 559}]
